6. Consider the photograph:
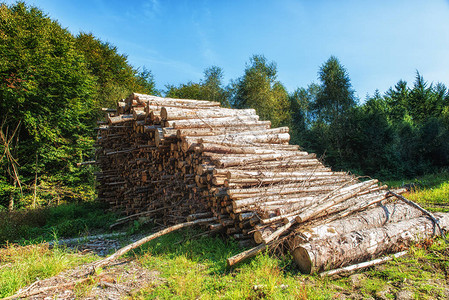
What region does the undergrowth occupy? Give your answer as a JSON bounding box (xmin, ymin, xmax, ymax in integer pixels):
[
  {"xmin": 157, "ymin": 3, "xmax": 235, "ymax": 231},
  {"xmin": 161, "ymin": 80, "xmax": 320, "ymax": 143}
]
[{"xmin": 0, "ymin": 201, "xmax": 117, "ymax": 245}]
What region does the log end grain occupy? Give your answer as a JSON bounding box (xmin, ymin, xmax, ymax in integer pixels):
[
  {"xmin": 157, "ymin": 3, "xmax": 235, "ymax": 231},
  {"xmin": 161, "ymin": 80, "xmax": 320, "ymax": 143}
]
[{"xmin": 292, "ymin": 246, "xmax": 313, "ymax": 274}]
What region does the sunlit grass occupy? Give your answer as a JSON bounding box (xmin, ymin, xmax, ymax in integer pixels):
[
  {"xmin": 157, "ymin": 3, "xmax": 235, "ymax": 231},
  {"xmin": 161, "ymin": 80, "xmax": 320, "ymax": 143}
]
[
  {"xmin": 385, "ymin": 170, "xmax": 449, "ymax": 212},
  {"xmin": 0, "ymin": 243, "xmax": 97, "ymax": 298},
  {"xmin": 406, "ymin": 181, "xmax": 449, "ymax": 212}
]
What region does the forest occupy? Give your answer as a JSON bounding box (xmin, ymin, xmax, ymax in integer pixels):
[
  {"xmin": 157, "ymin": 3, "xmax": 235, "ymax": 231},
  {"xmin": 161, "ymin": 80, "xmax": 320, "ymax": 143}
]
[{"xmin": 1, "ymin": 2, "xmax": 448, "ymax": 210}]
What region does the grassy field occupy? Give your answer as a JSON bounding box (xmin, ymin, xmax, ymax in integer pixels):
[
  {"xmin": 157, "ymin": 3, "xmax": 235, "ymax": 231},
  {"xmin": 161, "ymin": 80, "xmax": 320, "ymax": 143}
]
[{"xmin": 1, "ymin": 172, "xmax": 448, "ymax": 299}]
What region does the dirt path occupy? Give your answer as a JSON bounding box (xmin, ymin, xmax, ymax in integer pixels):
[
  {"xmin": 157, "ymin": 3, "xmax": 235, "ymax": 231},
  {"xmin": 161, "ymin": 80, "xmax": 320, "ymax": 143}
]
[{"xmin": 10, "ymin": 236, "xmax": 163, "ymax": 299}]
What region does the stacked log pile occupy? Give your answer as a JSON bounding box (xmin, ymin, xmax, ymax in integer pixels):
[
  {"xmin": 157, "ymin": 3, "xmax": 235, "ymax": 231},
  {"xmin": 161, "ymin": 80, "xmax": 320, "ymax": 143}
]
[{"xmin": 95, "ymin": 93, "xmax": 448, "ymax": 273}]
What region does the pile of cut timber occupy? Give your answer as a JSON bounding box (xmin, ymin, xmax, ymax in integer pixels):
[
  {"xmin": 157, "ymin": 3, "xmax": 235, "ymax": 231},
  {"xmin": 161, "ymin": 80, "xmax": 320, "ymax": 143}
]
[{"xmin": 95, "ymin": 93, "xmax": 448, "ymax": 273}]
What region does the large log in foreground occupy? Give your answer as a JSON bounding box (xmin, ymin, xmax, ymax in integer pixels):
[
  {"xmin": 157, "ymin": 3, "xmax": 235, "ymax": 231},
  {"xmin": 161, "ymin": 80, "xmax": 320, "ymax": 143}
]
[
  {"xmin": 291, "ymin": 202, "xmax": 424, "ymax": 245},
  {"xmin": 292, "ymin": 213, "xmax": 449, "ymax": 274}
]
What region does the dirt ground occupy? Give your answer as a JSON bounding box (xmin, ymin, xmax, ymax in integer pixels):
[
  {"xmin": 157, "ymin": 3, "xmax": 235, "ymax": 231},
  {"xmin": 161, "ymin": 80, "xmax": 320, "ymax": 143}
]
[{"xmin": 12, "ymin": 237, "xmax": 163, "ymax": 299}]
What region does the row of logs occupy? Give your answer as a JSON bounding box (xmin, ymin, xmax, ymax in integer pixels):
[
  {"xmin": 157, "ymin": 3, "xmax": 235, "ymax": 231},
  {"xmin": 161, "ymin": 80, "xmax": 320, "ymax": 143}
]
[{"xmin": 95, "ymin": 93, "xmax": 449, "ymax": 273}]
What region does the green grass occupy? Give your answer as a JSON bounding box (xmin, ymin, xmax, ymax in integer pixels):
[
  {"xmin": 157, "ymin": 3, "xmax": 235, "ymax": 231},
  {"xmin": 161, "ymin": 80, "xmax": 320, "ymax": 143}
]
[
  {"xmin": 127, "ymin": 228, "xmax": 449, "ymax": 299},
  {"xmin": 2, "ymin": 228, "xmax": 448, "ymax": 299},
  {"xmin": 385, "ymin": 170, "xmax": 449, "ymax": 212},
  {"xmin": 133, "ymin": 230, "xmax": 310, "ymax": 299},
  {"xmin": 0, "ymin": 201, "xmax": 118, "ymax": 244},
  {"xmin": 1, "ymin": 227, "xmax": 448, "ymax": 299},
  {"xmin": 406, "ymin": 181, "xmax": 449, "ymax": 212},
  {"xmin": 385, "ymin": 170, "xmax": 449, "ymax": 190},
  {"xmin": 0, "ymin": 243, "xmax": 97, "ymax": 298}
]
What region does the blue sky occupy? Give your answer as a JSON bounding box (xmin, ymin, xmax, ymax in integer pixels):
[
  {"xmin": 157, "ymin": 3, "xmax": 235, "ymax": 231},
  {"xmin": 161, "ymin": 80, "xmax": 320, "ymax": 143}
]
[{"xmin": 5, "ymin": 0, "xmax": 449, "ymax": 99}]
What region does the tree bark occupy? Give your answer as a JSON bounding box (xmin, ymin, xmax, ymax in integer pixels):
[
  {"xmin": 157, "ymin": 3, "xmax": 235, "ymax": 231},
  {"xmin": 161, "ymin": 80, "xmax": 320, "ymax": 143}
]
[
  {"xmin": 291, "ymin": 202, "xmax": 424, "ymax": 245},
  {"xmin": 161, "ymin": 107, "xmax": 256, "ymax": 120},
  {"xmin": 167, "ymin": 115, "xmax": 260, "ymax": 129},
  {"xmin": 292, "ymin": 213, "xmax": 449, "ymax": 274}
]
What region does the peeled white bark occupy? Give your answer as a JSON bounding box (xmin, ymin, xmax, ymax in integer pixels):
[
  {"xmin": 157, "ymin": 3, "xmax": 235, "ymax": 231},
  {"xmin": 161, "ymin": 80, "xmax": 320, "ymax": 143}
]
[
  {"xmin": 292, "ymin": 213, "xmax": 449, "ymax": 274},
  {"xmin": 161, "ymin": 107, "xmax": 256, "ymax": 120},
  {"xmin": 292, "ymin": 202, "xmax": 424, "ymax": 245}
]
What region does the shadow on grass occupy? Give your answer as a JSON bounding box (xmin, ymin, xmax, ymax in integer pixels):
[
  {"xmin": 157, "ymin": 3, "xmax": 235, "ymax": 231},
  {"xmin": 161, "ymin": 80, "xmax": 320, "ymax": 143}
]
[{"xmin": 117, "ymin": 225, "xmax": 321, "ymax": 299}]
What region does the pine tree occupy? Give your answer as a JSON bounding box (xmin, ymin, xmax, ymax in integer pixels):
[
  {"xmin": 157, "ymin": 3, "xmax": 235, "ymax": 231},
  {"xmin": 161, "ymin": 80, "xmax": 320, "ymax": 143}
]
[{"xmin": 314, "ymin": 56, "xmax": 357, "ymax": 123}]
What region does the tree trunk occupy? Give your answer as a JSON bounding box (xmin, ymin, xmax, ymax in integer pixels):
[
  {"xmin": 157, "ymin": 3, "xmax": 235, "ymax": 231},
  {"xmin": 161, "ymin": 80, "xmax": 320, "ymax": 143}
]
[
  {"xmin": 161, "ymin": 107, "xmax": 256, "ymax": 120},
  {"xmin": 166, "ymin": 115, "xmax": 260, "ymax": 129},
  {"xmin": 292, "ymin": 213, "xmax": 449, "ymax": 274},
  {"xmin": 291, "ymin": 202, "xmax": 424, "ymax": 245}
]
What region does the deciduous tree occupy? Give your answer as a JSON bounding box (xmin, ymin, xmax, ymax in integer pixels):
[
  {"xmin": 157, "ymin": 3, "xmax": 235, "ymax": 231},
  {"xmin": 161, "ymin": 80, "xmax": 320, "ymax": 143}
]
[{"xmin": 231, "ymin": 55, "xmax": 290, "ymax": 127}]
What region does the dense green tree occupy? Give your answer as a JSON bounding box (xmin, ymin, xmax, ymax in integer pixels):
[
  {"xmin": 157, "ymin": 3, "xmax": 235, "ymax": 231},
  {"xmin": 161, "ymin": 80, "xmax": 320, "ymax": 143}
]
[
  {"xmin": 307, "ymin": 56, "xmax": 357, "ymax": 165},
  {"xmin": 289, "ymin": 84, "xmax": 318, "ymax": 147},
  {"xmin": 0, "ymin": 2, "xmax": 97, "ymax": 209},
  {"xmin": 75, "ymin": 33, "xmax": 158, "ymax": 107},
  {"xmin": 165, "ymin": 66, "xmax": 229, "ymax": 106},
  {"xmin": 384, "ymin": 80, "xmax": 409, "ymax": 124},
  {"xmin": 408, "ymin": 72, "xmax": 437, "ymax": 124},
  {"xmin": 231, "ymin": 55, "xmax": 290, "ymax": 127},
  {"xmin": 341, "ymin": 96, "xmax": 399, "ymax": 177},
  {"xmin": 0, "ymin": 2, "xmax": 158, "ymax": 209},
  {"xmin": 314, "ymin": 56, "xmax": 357, "ymax": 123}
]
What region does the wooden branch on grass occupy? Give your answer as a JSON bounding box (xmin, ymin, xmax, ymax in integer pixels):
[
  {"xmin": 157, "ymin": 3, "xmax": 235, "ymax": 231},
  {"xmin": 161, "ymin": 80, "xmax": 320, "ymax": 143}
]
[
  {"xmin": 109, "ymin": 207, "xmax": 169, "ymax": 229},
  {"xmin": 319, "ymin": 251, "xmax": 408, "ymax": 278},
  {"xmin": 94, "ymin": 217, "xmax": 217, "ymax": 270},
  {"xmin": 227, "ymin": 243, "xmax": 268, "ymax": 267},
  {"xmin": 3, "ymin": 278, "xmax": 91, "ymax": 300}
]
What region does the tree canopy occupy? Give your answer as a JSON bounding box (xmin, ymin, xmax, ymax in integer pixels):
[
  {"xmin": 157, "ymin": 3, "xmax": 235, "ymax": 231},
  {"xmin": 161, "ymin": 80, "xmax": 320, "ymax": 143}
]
[
  {"xmin": 314, "ymin": 56, "xmax": 357, "ymax": 123},
  {"xmin": 165, "ymin": 66, "xmax": 229, "ymax": 107},
  {"xmin": 0, "ymin": 2, "xmax": 157, "ymax": 210},
  {"xmin": 231, "ymin": 55, "xmax": 291, "ymax": 128}
]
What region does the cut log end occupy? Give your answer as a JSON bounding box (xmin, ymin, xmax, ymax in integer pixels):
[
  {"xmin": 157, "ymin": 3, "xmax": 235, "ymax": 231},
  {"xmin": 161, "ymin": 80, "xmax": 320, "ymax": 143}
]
[{"xmin": 292, "ymin": 246, "xmax": 313, "ymax": 274}]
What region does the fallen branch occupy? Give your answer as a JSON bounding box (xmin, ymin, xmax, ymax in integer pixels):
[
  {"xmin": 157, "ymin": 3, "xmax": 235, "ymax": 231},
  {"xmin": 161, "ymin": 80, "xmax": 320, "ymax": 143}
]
[
  {"xmin": 7, "ymin": 218, "xmax": 216, "ymax": 299},
  {"xmin": 109, "ymin": 207, "xmax": 169, "ymax": 229},
  {"xmin": 94, "ymin": 217, "xmax": 217, "ymax": 270},
  {"xmin": 48, "ymin": 232, "xmax": 127, "ymax": 246},
  {"xmin": 387, "ymin": 190, "xmax": 447, "ymax": 240},
  {"xmin": 3, "ymin": 278, "xmax": 91, "ymax": 300},
  {"xmin": 227, "ymin": 243, "xmax": 268, "ymax": 267},
  {"xmin": 319, "ymin": 251, "xmax": 408, "ymax": 278}
]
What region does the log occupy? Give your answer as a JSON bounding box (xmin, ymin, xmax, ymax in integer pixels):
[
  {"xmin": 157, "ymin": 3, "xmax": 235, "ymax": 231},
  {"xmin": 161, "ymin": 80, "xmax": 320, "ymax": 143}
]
[
  {"xmin": 319, "ymin": 251, "xmax": 408, "ymax": 278},
  {"xmin": 292, "ymin": 213, "xmax": 449, "ymax": 274},
  {"xmin": 233, "ymin": 194, "xmax": 319, "ymax": 211},
  {"xmin": 131, "ymin": 93, "xmax": 221, "ymax": 107},
  {"xmin": 227, "ymin": 183, "xmax": 341, "ymax": 198},
  {"xmin": 200, "ymin": 132, "xmax": 290, "ymax": 145},
  {"xmin": 108, "ymin": 114, "xmax": 134, "ymax": 125},
  {"xmin": 214, "ymin": 153, "xmax": 318, "ymax": 168},
  {"xmin": 161, "ymin": 107, "xmax": 256, "ymax": 120},
  {"xmin": 294, "ymin": 179, "xmax": 378, "ymax": 223},
  {"xmin": 291, "ymin": 202, "xmax": 424, "ymax": 245},
  {"xmin": 226, "ymin": 243, "xmax": 267, "ymax": 267},
  {"xmin": 167, "ymin": 115, "xmax": 260, "ymax": 129},
  {"xmin": 225, "ymin": 172, "xmax": 348, "ymax": 187},
  {"xmin": 258, "ymin": 220, "xmax": 295, "ymax": 244},
  {"xmin": 176, "ymin": 124, "xmax": 272, "ymax": 138},
  {"xmin": 227, "ymin": 170, "xmax": 334, "ymax": 180}
]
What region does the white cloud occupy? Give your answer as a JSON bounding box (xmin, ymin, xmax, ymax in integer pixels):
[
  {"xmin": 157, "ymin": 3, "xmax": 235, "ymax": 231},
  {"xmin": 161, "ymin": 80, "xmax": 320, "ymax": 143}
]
[{"xmin": 143, "ymin": 0, "xmax": 161, "ymax": 19}]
